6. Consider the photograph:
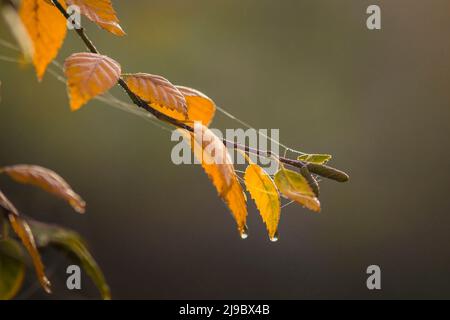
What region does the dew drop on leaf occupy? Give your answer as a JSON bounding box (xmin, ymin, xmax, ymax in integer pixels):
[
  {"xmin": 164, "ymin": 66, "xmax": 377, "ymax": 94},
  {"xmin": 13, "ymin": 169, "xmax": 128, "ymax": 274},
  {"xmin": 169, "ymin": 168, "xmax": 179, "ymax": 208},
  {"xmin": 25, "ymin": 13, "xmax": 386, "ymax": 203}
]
[
  {"xmin": 270, "ymin": 232, "xmax": 279, "ymax": 242},
  {"xmin": 240, "ymin": 225, "xmax": 249, "ymax": 239}
]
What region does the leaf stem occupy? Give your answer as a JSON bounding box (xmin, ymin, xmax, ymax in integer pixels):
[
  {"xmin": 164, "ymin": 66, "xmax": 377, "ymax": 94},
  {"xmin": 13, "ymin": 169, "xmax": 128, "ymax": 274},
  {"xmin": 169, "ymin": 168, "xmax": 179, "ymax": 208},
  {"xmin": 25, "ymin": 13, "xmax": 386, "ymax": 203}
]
[{"xmin": 51, "ymin": 0, "xmax": 348, "ymax": 182}]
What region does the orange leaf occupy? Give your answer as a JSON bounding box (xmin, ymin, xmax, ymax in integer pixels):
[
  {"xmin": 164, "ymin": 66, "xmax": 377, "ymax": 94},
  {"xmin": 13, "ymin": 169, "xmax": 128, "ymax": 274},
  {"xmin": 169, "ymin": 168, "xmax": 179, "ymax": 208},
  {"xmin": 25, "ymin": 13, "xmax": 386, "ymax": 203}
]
[
  {"xmin": 177, "ymin": 86, "xmax": 216, "ymax": 126},
  {"xmin": 8, "ymin": 215, "xmax": 51, "ymax": 293},
  {"xmin": 123, "ymin": 73, "xmax": 188, "ymax": 118},
  {"xmin": 224, "ymin": 180, "xmax": 248, "ymax": 238},
  {"xmin": 127, "ymin": 84, "xmax": 216, "ymax": 126},
  {"xmin": 66, "ymin": 0, "xmax": 125, "ymax": 36},
  {"xmin": 244, "ymin": 163, "xmax": 281, "ymax": 241},
  {"xmin": 64, "ymin": 52, "xmax": 121, "ymax": 111},
  {"xmin": 1, "ymin": 165, "xmax": 86, "ymax": 213},
  {"xmin": 19, "ymin": 0, "xmax": 67, "ymax": 80},
  {"xmin": 180, "ymin": 125, "xmax": 247, "ymax": 236}
]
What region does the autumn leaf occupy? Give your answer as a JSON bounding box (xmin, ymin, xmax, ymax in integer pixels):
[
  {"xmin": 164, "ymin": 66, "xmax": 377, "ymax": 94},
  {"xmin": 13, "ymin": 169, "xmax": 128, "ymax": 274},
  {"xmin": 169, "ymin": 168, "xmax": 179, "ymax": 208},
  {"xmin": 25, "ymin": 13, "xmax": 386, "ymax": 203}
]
[
  {"xmin": 64, "ymin": 52, "xmax": 121, "ymax": 111},
  {"xmin": 143, "ymin": 85, "xmax": 216, "ymax": 126},
  {"xmin": 30, "ymin": 220, "xmax": 111, "ymax": 300},
  {"xmin": 274, "ymin": 166, "xmax": 321, "ymax": 212},
  {"xmin": 19, "ymin": 0, "xmax": 67, "ymax": 80},
  {"xmin": 123, "ymin": 73, "xmax": 188, "ymax": 118},
  {"xmin": 125, "ymin": 84, "xmax": 215, "ymax": 126},
  {"xmin": 177, "ymin": 86, "xmax": 216, "ymax": 126},
  {"xmin": 0, "ymin": 239, "xmax": 26, "ymax": 300},
  {"xmin": 66, "ymin": 0, "xmax": 125, "ymax": 36},
  {"xmin": 165, "ymin": 86, "xmax": 216, "ymax": 126},
  {"xmin": 0, "ymin": 165, "xmax": 86, "ymax": 213},
  {"xmin": 297, "ymin": 154, "xmax": 332, "ymax": 165},
  {"xmin": 180, "ymin": 125, "xmax": 247, "ymax": 236},
  {"xmin": 8, "ymin": 215, "xmax": 51, "ymax": 293},
  {"xmin": 244, "ymin": 163, "xmax": 280, "ymax": 241},
  {"xmin": 225, "ymin": 180, "xmax": 248, "ymax": 238}
]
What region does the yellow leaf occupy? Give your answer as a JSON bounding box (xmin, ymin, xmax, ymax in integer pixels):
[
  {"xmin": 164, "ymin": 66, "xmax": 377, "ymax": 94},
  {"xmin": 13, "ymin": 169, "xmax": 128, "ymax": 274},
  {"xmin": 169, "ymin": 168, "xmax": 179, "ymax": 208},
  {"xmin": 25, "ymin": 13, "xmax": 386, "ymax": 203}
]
[
  {"xmin": 297, "ymin": 154, "xmax": 332, "ymax": 164},
  {"xmin": 274, "ymin": 166, "xmax": 321, "ymax": 212},
  {"xmin": 123, "ymin": 73, "xmax": 188, "ymax": 117},
  {"xmin": 66, "ymin": 0, "xmax": 125, "ymax": 36},
  {"xmin": 1, "ymin": 165, "xmax": 86, "ymax": 213},
  {"xmin": 8, "ymin": 215, "xmax": 51, "ymax": 293},
  {"xmin": 180, "ymin": 125, "xmax": 247, "ymax": 236},
  {"xmin": 19, "ymin": 0, "xmax": 67, "ymax": 80},
  {"xmin": 64, "ymin": 52, "xmax": 121, "ymax": 111},
  {"xmin": 244, "ymin": 163, "xmax": 280, "ymax": 241}
]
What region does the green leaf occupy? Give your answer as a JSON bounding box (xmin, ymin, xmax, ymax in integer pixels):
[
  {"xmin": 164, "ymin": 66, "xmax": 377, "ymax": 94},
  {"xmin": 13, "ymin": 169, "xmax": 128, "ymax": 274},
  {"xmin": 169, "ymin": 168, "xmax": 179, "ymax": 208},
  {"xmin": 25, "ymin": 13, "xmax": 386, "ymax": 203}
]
[
  {"xmin": 297, "ymin": 154, "xmax": 332, "ymax": 164},
  {"xmin": 29, "ymin": 221, "xmax": 111, "ymax": 300},
  {"xmin": 0, "ymin": 239, "xmax": 26, "ymax": 300},
  {"xmin": 274, "ymin": 166, "xmax": 321, "ymax": 212}
]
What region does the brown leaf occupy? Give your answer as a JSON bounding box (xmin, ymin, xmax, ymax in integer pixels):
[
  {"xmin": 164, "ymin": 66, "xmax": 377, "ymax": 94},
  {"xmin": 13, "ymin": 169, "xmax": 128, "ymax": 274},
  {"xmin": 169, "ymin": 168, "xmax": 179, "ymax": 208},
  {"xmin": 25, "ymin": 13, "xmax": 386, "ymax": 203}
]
[
  {"xmin": 66, "ymin": 0, "xmax": 125, "ymax": 36},
  {"xmin": 19, "ymin": 0, "xmax": 67, "ymax": 80},
  {"xmin": 64, "ymin": 52, "xmax": 121, "ymax": 111},
  {"xmin": 1, "ymin": 165, "xmax": 86, "ymax": 213},
  {"xmin": 123, "ymin": 73, "xmax": 188, "ymax": 117},
  {"xmin": 8, "ymin": 215, "xmax": 51, "ymax": 293}
]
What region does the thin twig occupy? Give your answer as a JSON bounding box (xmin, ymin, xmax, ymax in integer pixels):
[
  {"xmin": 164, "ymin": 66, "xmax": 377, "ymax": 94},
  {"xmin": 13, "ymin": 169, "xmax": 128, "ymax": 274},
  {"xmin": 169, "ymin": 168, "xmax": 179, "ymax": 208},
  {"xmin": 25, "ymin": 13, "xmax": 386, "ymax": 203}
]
[{"xmin": 51, "ymin": 0, "xmax": 348, "ymax": 180}]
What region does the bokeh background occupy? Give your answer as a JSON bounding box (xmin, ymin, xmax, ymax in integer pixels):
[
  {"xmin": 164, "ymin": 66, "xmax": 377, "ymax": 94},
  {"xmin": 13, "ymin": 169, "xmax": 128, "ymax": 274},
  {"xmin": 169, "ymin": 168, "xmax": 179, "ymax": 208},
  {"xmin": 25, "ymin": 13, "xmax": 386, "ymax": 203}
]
[{"xmin": 1, "ymin": 0, "xmax": 450, "ymax": 299}]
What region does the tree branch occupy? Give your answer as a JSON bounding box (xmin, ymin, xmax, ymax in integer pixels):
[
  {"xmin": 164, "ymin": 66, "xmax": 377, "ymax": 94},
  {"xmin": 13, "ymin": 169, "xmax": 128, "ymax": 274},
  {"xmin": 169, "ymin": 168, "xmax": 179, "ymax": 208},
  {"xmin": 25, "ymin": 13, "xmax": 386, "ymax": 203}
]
[
  {"xmin": 52, "ymin": 0, "xmax": 201, "ymax": 133},
  {"xmin": 51, "ymin": 0, "xmax": 348, "ymax": 182}
]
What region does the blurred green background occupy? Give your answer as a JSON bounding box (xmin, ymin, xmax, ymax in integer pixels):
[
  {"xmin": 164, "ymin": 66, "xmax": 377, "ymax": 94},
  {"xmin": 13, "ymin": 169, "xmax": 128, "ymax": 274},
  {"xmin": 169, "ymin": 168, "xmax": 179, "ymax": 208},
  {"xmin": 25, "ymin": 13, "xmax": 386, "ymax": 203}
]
[{"xmin": 1, "ymin": 0, "xmax": 450, "ymax": 299}]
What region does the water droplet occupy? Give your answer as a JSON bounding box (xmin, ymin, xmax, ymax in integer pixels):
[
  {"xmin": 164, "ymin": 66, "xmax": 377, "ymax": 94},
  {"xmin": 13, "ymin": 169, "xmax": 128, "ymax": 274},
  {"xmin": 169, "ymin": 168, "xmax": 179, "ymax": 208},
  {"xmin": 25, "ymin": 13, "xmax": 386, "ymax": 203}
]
[
  {"xmin": 240, "ymin": 225, "xmax": 249, "ymax": 239},
  {"xmin": 270, "ymin": 232, "xmax": 279, "ymax": 242}
]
